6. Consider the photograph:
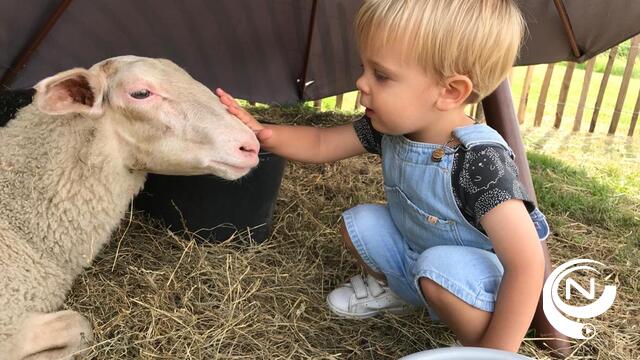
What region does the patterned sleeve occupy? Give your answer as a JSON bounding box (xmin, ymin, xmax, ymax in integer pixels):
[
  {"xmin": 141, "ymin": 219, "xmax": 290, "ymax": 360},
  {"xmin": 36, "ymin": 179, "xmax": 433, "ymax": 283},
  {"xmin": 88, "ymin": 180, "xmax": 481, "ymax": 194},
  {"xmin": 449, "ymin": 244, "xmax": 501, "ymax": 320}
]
[
  {"xmin": 452, "ymin": 144, "xmax": 535, "ymax": 227},
  {"xmin": 353, "ymin": 115, "xmax": 383, "ymax": 155}
]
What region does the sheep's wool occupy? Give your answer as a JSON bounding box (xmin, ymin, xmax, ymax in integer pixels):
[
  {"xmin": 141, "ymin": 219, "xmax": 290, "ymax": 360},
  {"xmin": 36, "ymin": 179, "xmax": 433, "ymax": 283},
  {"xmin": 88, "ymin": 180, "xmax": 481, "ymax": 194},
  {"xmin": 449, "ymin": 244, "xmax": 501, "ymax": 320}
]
[{"xmin": 0, "ymin": 104, "xmax": 146, "ymax": 341}]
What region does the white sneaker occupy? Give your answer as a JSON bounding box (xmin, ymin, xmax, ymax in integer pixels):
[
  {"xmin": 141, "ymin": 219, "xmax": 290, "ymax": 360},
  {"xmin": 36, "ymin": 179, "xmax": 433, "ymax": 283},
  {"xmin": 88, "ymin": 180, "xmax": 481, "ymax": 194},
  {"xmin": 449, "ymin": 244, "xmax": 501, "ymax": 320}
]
[{"xmin": 326, "ymin": 274, "xmax": 412, "ymax": 318}]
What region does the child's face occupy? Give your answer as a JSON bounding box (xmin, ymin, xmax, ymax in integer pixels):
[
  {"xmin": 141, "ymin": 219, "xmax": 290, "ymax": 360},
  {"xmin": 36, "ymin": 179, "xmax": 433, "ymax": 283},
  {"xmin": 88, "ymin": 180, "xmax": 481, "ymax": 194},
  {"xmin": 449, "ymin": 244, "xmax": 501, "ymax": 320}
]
[{"xmin": 356, "ymin": 42, "xmax": 443, "ymax": 137}]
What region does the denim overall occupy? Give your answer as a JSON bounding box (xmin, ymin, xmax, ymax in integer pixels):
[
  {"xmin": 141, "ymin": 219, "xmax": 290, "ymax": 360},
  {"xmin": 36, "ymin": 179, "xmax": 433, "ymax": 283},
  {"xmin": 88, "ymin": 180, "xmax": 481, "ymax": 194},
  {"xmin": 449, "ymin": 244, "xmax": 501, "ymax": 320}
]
[
  {"xmin": 383, "ymin": 123, "xmax": 518, "ymax": 253},
  {"xmin": 342, "ymin": 124, "xmax": 546, "ymax": 317}
]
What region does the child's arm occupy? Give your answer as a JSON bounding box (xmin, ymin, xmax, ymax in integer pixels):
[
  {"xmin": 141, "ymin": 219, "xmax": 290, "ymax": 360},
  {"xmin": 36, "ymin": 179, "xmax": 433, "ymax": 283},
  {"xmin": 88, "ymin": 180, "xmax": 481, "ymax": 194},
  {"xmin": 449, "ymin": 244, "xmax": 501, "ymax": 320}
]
[
  {"xmin": 216, "ymin": 88, "xmax": 367, "ymax": 163},
  {"xmin": 478, "ymin": 199, "xmax": 545, "ymax": 352}
]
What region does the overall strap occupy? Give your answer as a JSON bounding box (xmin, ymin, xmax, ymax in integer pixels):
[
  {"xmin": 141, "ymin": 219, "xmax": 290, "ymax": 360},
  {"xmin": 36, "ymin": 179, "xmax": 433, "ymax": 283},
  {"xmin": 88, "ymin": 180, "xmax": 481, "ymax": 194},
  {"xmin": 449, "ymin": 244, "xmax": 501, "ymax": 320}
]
[{"xmin": 453, "ymin": 124, "xmax": 514, "ymax": 159}]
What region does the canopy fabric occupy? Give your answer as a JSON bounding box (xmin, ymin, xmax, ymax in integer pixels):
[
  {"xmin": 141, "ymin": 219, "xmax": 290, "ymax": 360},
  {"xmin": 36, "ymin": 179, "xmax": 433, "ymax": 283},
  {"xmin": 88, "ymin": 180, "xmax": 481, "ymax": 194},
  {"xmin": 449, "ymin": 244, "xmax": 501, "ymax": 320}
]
[{"xmin": 2, "ymin": 0, "xmax": 639, "ymax": 104}]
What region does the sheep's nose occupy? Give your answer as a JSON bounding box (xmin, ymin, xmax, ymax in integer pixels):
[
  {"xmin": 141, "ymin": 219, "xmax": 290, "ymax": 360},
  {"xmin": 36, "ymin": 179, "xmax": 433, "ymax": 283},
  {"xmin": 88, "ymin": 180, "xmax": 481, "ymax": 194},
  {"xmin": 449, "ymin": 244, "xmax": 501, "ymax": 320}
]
[
  {"xmin": 239, "ymin": 143, "xmax": 258, "ymax": 156},
  {"xmin": 237, "ymin": 139, "xmax": 260, "ymax": 163},
  {"xmin": 239, "ymin": 136, "xmax": 259, "ymax": 154}
]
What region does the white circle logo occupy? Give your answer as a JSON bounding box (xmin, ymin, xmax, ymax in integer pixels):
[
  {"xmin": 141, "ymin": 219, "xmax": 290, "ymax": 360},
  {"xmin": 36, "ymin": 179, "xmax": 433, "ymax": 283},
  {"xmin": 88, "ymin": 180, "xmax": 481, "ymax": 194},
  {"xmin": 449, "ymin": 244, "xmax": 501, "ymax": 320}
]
[{"xmin": 543, "ymin": 259, "xmax": 617, "ymax": 339}]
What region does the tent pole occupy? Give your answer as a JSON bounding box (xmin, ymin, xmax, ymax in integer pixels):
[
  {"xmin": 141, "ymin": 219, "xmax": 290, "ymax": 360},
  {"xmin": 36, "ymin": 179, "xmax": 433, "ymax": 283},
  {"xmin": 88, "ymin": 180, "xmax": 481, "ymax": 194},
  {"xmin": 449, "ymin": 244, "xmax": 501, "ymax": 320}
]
[
  {"xmin": 0, "ymin": 0, "xmax": 73, "ymax": 88},
  {"xmin": 482, "ymin": 80, "xmax": 536, "ymax": 204},
  {"xmin": 482, "ymin": 80, "xmax": 571, "ymax": 357},
  {"xmin": 298, "ymin": 0, "xmax": 319, "ymax": 100},
  {"xmin": 552, "ymin": 0, "xmax": 582, "ymax": 58}
]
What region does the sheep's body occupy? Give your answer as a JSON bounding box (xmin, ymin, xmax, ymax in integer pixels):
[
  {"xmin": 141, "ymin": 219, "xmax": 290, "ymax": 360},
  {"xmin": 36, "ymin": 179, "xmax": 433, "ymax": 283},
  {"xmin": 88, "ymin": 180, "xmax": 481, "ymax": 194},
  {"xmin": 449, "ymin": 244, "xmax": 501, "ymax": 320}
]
[
  {"xmin": 0, "ymin": 106, "xmax": 144, "ymax": 341},
  {"xmin": 0, "ymin": 56, "xmax": 259, "ymax": 359}
]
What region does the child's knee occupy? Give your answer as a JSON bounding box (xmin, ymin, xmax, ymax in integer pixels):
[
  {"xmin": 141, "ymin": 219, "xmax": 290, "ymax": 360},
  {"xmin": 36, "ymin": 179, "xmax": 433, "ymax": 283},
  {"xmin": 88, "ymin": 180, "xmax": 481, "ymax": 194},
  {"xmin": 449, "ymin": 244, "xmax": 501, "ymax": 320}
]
[
  {"xmin": 418, "ymin": 277, "xmax": 446, "ymax": 305},
  {"xmin": 339, "ymin": 218, "xmax": 351, "ymax": 244},
  {"xmin": 339, "ymin": 219, "xmax": 361, "ymax": 257},
  {"xmin": 418, "ymin": 277, "xmax": 468, "ymax": 311}
]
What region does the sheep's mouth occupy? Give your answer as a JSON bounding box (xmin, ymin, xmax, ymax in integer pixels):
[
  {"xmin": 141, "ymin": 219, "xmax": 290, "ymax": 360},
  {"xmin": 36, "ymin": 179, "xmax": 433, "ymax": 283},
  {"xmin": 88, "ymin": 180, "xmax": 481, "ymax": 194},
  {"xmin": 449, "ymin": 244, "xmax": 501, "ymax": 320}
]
[{"xmin": 208, "ymin": 160, "xmax": 257, "ymax": 178}]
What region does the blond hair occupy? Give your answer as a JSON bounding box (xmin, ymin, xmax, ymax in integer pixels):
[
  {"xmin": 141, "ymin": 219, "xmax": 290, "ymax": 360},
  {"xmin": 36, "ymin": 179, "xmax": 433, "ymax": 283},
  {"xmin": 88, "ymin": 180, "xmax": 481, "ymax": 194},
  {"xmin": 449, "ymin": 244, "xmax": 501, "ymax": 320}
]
[{"xmin": 355, "ymin": 0, "xmax": 525, "ymax": 102}]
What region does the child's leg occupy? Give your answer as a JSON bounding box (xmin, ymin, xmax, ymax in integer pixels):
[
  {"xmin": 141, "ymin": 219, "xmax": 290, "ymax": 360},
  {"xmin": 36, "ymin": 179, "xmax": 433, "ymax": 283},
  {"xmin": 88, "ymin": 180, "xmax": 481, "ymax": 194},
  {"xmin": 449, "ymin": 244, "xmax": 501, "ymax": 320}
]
[
  {"xmin": 337, "ymin": 204, "xmax": 423, "ymax": 303},
  {"xmin": 414, "ymin": 243, "xmax": 558, "ymax": 348},
  {"xmin": 327, "ymin": 204, "xmax": 426, "ymax": 318},
  {"xmin": 531, "ymin": 240, "xmax": 572, "ymax": 358},
  {"xmin": 419, "ymin": 277, "xmax": 492, "ymax": 346},
  {"xmin": 411, "ymin": 246, "xmax": 506, "ymax": 345},
  {"xmin": 339, "ymin": 218, "xmax": 386, "ymax": 282}
]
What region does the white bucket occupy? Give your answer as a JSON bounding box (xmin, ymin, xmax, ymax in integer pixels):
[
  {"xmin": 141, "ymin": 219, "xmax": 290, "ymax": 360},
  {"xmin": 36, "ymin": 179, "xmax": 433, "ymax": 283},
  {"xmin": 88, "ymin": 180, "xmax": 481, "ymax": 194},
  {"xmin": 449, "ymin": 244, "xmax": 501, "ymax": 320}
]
[{"xmin": 400, "ymin": 347, "xmax": 533, "ymax": 360}]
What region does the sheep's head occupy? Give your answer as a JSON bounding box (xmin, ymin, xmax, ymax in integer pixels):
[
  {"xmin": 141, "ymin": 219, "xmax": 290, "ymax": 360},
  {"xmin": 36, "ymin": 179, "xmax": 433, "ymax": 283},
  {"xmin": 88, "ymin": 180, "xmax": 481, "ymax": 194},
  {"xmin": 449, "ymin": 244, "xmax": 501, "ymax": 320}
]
[{"xmin": 33, "ymin": 56, "xmax": 259, "ymax": 180}]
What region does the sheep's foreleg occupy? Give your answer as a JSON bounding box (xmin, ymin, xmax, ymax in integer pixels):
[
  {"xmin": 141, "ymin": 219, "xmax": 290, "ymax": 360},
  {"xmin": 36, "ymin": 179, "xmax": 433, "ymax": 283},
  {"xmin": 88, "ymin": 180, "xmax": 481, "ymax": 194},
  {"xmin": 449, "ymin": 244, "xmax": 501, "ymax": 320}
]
[{"xmin": 2, "ymin": 310, "xmax": 93, "ymax": 360}]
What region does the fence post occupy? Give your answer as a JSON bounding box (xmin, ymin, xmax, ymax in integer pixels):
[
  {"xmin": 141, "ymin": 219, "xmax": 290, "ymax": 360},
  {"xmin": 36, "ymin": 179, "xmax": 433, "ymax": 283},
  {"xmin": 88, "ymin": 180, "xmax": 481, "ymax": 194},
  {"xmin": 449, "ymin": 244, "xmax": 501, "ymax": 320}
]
[
  {"xmin": 589, "ymin": 46, "xmax": 618, "ymax": 132},
  {"xmin": 354, "ymin": 91, "xmax": 362, "ymax": 111},
  {"xmin": 629, "ymin": 89, "xmax": 640, "ymax": 137},
  {"xmin": 534, "ymin": 63, "xmax": 555, "ymax": 127},
  {"xmin": 554, "ymin": 62, "xmax": 576, "ymax": 128},
  {"xmin": 476, "ymin": 103, "xmax": 485, "ymax": 122},
  {"xmin": 335, "ymin": 94, "xmax": 344, "ymax": 110},
  {"xmin": 517, "ymin": 66, "xmax": 534, "ymax": 124},
  {"xmin": 609, "ymin": 35, "xmax": 640, "ymax": 135},
  {"xmin": 574, "ymin": 58, "xmax": 596, "ymax": 132},
  {"xmin": 471, "ymin": 103, "xmax": 478, "ymax": 119}
]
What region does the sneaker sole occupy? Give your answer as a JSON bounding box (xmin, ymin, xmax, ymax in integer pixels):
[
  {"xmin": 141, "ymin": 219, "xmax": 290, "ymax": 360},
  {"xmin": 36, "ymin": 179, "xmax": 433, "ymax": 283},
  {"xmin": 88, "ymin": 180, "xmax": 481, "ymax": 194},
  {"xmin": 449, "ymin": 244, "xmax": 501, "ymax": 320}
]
[{"xmin": 326, "ymin": 298, "xmax": 411, "ymax": 319}]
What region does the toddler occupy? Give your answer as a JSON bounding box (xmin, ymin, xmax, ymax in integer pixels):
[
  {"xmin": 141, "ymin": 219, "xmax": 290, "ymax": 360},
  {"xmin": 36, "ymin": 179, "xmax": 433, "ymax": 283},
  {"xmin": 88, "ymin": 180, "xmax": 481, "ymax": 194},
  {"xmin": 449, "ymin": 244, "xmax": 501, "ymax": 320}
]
[{"xmin": 217, "ymin": 0, "xmax": 547, "ymax": 352}]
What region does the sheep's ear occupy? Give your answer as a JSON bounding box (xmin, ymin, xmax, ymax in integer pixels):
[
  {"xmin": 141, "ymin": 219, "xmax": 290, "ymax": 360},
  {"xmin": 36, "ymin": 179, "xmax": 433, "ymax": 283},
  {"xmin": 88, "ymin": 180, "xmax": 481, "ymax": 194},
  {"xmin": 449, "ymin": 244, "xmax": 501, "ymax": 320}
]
[{"xmin": 34, "ymin": 68, "xmax": 105, "ymax": 117}]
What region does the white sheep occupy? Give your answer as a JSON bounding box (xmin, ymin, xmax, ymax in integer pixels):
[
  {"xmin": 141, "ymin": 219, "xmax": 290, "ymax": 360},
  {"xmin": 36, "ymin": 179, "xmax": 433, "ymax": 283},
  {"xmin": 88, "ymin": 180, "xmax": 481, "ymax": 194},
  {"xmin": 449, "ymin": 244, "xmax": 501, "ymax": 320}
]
[{"xmin": 0, "ymin": 56, "xmax": 260, "ymax": 360}]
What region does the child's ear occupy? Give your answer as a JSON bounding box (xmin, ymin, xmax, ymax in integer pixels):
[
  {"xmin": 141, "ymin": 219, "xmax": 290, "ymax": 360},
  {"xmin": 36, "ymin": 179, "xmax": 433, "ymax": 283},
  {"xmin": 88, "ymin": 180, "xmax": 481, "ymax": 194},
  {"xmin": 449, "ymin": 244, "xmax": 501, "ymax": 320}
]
[{"xmin": 435, "ymin": 75, "xmax": 474, "ymax": 111}]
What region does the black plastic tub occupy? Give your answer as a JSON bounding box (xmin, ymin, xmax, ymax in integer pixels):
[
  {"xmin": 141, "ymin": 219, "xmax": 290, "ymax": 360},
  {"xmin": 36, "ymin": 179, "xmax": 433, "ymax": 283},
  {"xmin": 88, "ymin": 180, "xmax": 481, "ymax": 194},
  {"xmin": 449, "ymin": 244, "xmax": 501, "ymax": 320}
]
[{"xmin": 134, "ymin": 151, "xmax": 286, "ymax": 243}]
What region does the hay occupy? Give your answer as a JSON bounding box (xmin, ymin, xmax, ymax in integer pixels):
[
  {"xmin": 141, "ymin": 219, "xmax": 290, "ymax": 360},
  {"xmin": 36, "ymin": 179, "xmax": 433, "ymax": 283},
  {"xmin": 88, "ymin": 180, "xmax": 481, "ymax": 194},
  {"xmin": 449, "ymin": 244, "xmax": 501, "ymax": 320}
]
[{"xmin": 65, "ymin": 106, "xmax": 638, "ymax": 359}]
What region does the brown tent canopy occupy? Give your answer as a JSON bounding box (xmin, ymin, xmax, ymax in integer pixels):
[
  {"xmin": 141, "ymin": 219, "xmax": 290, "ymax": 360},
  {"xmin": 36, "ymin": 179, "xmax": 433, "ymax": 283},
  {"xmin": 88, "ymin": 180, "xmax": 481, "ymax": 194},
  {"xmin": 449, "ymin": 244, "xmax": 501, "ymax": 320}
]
[{"xmin": 2, "ymin": 0, "xmax": 639, "ymax": 103}]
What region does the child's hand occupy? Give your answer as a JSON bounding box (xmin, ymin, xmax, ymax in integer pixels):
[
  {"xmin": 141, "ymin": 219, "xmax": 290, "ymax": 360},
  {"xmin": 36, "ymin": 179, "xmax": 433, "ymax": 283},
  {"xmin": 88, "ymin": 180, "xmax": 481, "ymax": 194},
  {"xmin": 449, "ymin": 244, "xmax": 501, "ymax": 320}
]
[{"xmin": 215, "ymin": 88, "xmax": 273, "ymax": 144}]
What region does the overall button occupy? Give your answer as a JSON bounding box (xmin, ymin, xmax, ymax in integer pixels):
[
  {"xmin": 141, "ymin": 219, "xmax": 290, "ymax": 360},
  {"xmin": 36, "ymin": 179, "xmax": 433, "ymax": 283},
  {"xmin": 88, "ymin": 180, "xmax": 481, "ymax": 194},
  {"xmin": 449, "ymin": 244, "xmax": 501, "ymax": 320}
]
[{"xmin": 431, "ymin": 148, "xmax": 445, "ymax": 162}]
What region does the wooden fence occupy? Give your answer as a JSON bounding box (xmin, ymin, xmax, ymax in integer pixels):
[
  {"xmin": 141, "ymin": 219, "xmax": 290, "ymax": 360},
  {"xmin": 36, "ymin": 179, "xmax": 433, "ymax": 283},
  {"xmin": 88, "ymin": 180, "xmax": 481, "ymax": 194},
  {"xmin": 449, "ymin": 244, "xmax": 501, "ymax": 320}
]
[{"xmin": 312, "ymin": 35, "xmax": 640, "ymax": 138}]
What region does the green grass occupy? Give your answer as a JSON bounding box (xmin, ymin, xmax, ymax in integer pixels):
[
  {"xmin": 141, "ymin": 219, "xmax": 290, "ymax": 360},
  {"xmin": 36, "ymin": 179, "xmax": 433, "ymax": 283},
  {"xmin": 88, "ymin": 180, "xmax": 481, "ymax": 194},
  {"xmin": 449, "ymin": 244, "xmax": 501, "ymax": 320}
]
[
  {"xmin": 517, "ymin": 125, "xmax": 640, "ymax": 299},
  {"xmin": 528, "ymin": 152, "xmax": 639, "ymax": 246}
]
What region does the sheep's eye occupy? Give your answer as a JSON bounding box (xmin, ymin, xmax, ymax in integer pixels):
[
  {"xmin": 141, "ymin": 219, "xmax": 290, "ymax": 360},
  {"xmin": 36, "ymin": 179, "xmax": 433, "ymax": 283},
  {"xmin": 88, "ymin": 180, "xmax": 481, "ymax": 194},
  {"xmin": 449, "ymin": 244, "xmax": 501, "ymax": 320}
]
[{"xmin": 130, "ymin": 89, "xmax": 151, "ymax": 99}]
